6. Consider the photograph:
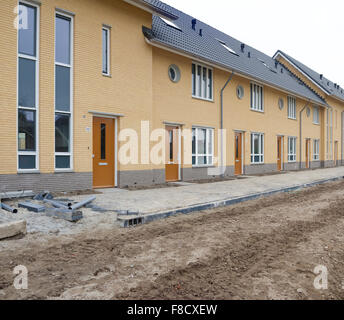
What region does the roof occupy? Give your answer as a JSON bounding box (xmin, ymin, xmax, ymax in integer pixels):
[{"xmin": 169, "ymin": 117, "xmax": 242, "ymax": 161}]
[
  {"xmin": 274, "ymin": 50, "xmax": 344, "ymax": 102},
  {"xmin": 125, "ymin": 0, "xmax": 178, "ymax": 20},
  {"xmin": 142, "ymin": 1, "xmax": 327, "ymax": 106}
]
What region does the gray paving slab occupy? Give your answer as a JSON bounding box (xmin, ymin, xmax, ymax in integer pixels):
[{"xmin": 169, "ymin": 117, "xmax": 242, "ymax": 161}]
[{"xmin": 93, "ymin": 167, "xmax": 344, "ymax": 215}]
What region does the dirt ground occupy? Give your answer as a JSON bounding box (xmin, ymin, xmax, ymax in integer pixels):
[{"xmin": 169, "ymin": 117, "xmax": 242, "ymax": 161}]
[{"xmin": 1, "ymin": 180, "xmax": 344, "ymax": 300}]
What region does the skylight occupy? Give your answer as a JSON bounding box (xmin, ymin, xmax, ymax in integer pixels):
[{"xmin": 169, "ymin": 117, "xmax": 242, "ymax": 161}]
[
  {"xmin": 160, "ymin": 17, "xmax": 181, "ymax": 31},
  {"xmin": 257, "ymin": 58, "xmax": 277, "ymax": 73},
  {"xmin": 216, "ymin": 39, "xmax": 238, "ymax": 56}
]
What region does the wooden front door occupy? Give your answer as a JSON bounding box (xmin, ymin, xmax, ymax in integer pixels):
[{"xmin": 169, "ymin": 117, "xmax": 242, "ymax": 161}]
[
  {"xmin": 277, "ymin": 136, "xmax": 283, "ymax": 171},
  {"xmin": 93, "ymin": 117, "xmax": 115, "ymax": 188},
  {"xmin": 234, "ymin": 132, "xmax": 242, "ymax": 175},
  {"xmin": 165, "ymin": 126, "xmax": 179, "ymax": 182},
  {"xmin": 305, "ymin": 139, "xmax": 310, "ymax": 169}
]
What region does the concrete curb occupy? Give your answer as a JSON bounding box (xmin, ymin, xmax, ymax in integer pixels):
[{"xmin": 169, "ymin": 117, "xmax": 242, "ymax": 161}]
[{"xmin": 119, "ymin": 175, "xmax": 344, "ymax": 228}]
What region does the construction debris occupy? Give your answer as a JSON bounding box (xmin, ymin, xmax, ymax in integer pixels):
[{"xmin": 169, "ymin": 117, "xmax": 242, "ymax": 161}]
[
  {"xmin": 0, "ymin": 190, "xmax": 34, "ymax": 200},
  {"xmin": 69, "ymin": 196, "xmax": 96, "ymax": 211},
  {"xmin": 0, "ymin": 220, "xmax": 26, "ymax": 240},
  {"xmin": 33, "ymin": 192, "xmax": 54, "ymax": 201},
  {"xmin": 43, "ymin": 199, "xmax": 71, "ymax": 209},
  {"xmin": 117, "ymin": 210, "xmax": 141, "ymax": 216},
  {"xmin": 0, "ymin": 202, "xmax": 18, "ymax": 214},
  {"xmin": 46, "ymin": 208, "xmax": 83, "ymax": 222},
  {"xmin": 18, "ymin": 202, "xmax": 46, "ymax": 213}
]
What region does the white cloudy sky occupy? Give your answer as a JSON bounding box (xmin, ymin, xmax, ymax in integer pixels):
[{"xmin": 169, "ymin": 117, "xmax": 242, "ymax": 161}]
[{"xmin": 163, "ymin": 0, "xmax": 344, "ymax": 85}]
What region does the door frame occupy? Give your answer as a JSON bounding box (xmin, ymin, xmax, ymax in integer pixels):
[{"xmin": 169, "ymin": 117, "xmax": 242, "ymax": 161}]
[
  {"xmin": 234, "ymin": 130, "xmax": 244, "ymax": 175},
  {"xmin": 277, "ymin": 135, "xmax": 284, "ymax": 171},
  {"xmin": 91, "ymin": 114, "xmax": 118, "ymax": 188},
  {"xmin": 165, "ymin": 124, "xmax": 181, "ymax": 182}
]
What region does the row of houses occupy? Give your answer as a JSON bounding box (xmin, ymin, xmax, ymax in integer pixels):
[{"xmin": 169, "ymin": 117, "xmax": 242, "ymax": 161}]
[{"xmin": 1, "ymin": 0, "xmax": 344, "ymax": 192}]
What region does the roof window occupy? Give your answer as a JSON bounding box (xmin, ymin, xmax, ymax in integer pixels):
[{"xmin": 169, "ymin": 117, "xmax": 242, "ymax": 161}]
[
  {"xmin": 160, "ymin": 17, "xmax": 181, "ymax": 31},
  {"xmin": 216, "ymin": 39, "xmax": 238, "ymax": 56}
]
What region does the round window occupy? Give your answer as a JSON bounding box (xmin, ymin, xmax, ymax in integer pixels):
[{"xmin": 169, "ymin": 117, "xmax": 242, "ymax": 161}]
[
  {"xmin": 236, "ymin": 85, "xmax": 244, "ymax": 99},
  {"xmin": 278, "ymin": 98, "xmax": 284, "ymax": 110},
  {"xmin": 168, "ymin": 64, "xmax": 181, "ymax": 83}
]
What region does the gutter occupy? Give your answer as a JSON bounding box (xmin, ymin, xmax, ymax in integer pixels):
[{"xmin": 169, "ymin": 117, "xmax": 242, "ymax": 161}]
[
  {"xmin": 220, "ymin": 72, "xmax": 235, "ymax": 176},
  {"xmin": 144, "ymin": 37, "xmax": 328, "ymax": 108}
]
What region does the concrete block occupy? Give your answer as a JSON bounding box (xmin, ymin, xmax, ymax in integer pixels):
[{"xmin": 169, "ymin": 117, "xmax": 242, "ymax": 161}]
[
  {"xmin": 0, "ymin": 220, "xmax": 27, "ymax": 240},
  {"xmin": 18, "ymin": 202, "xmax": 46, "ymax": 213},
  {"xmin": 46, "ymin": 208, "xmax": 83, "ymax": 222},
  {"xmin": 118, "ymin": 216, "xmax": 144, "ymax": 228}
]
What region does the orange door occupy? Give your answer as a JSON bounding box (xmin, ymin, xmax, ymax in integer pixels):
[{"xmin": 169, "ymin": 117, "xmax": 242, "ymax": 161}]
[
  {"xmin": 165, "ymin": 126, "xmax": 179, "ymax": 182},
  {"xmin": 305, "ymin": 139, "xmax": 310, "ymax": 169},
  {"xmin": 234, "ymin": 132, "xmax": 242, "ymax": 175},
  {"xmin": 277, "ymin": 136, "xmax": 283, "ymax": 171},
  {"xmin": 93, "ymin": 117, "xmax": 115, "ymax": 188}
]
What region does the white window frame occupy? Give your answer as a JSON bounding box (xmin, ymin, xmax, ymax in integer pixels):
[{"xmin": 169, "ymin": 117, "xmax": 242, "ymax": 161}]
[
  {"xmin": 192, "ymin": 62, "xmax": 213, "ymax": 101},
  {"xmin": 313, "ymin": 106, "xmax": 320, "ymax": 124},
  {"xmin": 102, "ymin": 25, "xmax": 111, "ymax": 76},
  {"xmin": 17, "ymin": 0, "xmax": 40, "ymax": 172},
  {"xmin": 54, "ymin": 11, "xmax": 74, "ymax": 171},
  {"xmin": 192, "ymin": 127, "xmax": 214, "ymax": 167},
  {"xmin": 288, "ymin": 96, "xmax": 296, "ymax": 120},
  {"xmin": 250, "ymin": 132, "xmax": 264, "ymax": 164},
  {"xmin": 288, "ymin": 137, "xmax": 297, "ymax": 162},
  {"xmin": 313, "ymin": 139, "xmax": 320, "ymax": 161},
  {"xmin": 250, "ymin": 82, "xmax": 264, "ymax": 112}
]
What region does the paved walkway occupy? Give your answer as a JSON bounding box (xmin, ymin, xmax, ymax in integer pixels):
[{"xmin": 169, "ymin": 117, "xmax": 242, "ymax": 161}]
[{"xmin": 94, "ymin": 167, "xmax": 344, "ymax": 215}]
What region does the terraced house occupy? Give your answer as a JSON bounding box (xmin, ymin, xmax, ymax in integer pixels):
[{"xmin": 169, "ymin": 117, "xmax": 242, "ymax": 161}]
[{"xmin": 1, "ymin": 0, "xmax": 344, "ymax": 192}]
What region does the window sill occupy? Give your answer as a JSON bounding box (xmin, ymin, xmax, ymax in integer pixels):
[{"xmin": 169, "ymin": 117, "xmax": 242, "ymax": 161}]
[
  {"xmin": 288, "ymin": 161, "xmax": 297, "ymax": 163},
  {"xmin": 250, "ymin": 108, "xmax": 264, "ymax": 114},
  {"xmin": 192, "ymin": 165, "xmax": 215, "ymax": 169},
  {"xmin": 17, "ymin": 170, "xmax": 40, "ymax": 174},
  {"xmin": 313, "ymin": 122, "xmax": 320, "ymax": 126},
  {"xmin": 192, "ymin": 96, "xmax": 214, "ymax": 103},
  {"xmin": 102, "ymin": 73, "xmax": 112, "ymax": 78},
  {"xmin": 288, "ymin": 117, "xmax": 297, "ymax": 121},
  {"xmin": 54, "ymin": 169, "xmax": 74, "ymax": 174},
  {"xmin": 250, "ymin": 163, "xmax": 265, "ymax": 165}
]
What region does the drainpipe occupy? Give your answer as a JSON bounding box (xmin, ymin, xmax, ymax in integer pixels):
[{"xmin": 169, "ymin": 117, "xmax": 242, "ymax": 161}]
[
  {"xmin": 299, "ymin": 100, "xmax": 310, "ymax": 170},
  {"xmin": 220, "ymin": 72, "xmax": 235, "ymax": 177}
]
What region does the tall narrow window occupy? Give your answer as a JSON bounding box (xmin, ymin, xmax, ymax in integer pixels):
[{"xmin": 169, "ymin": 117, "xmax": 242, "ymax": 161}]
[
  {"xmin": 288, "ymin": 96, "xmax": 296, "ymax": 119},
  {"xmin": 250, "ymin": 83, "xmax": 264, "ymax": 112},
  {"xmin": 313, "ymin": 140, "xmax": 320, "ymax": 161},
  {"xmin": 192, "ymin": 63, "xmax": 213, "ymax": 100},
  {"xmin": 192, "ymin": 127, "xmax": 214, "ymax": 166},
  {"xmin": 55, "ymin": 13, "xmax": 73, "ymax": 169},
  {"xmin": 102, "ymin": 26, "xmax": 110, "ymax": 75},
  {"xmin": 288, "ymin": 137, "xmax": 297, "ymax": 162},
  {"xmin": 18, "ymin": 2, "xmax": 39, "ymax": 170},
  {"xmin": 313, "ymin": 106, "xmax": 320, "ymax": 124},
  {"xmin": 250, "ymin": 133, "xmax": 264, "ymax": 164}
]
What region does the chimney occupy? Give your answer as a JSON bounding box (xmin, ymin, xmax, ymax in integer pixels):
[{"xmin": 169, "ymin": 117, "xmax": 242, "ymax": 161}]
[
  {"xmin": 248, "ymin": 52, "xmax": 251, "ymax": 58},
  {"xmin": 199, "ymin": 29, "xmax": 203, "ymax": 37},
  {"xmin": 275, "ymin": 61, "xmax": 278, "ymax": 68},
  {"xmin": 281, "ymin": 68, "xmax": 284, "ymax": 74},
  {"xmin": 241, "ymin": 44, "xmax": 245, "ymax": 52},
  {"xmin": 192, "ymin": 19, "xmax": 197, "ymax": 30},
  {"xmin": 320, "ymin": 74, "xmax": 323, "ymax": 80}
]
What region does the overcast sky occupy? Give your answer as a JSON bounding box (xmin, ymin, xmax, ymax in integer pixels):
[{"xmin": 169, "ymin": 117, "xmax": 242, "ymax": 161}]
[{"xmin": 163, "ymin": 0, "xmax": 344, "ymax": 85}]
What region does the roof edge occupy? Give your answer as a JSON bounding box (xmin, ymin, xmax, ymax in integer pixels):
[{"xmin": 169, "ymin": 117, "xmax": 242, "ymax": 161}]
[
  {"xmin": 146, "ymin": 37, "xmax": 327, "ymax": 107},
  {"xmin": 123, "ymin": 0, "xmax": 178, "ymax": 20}
]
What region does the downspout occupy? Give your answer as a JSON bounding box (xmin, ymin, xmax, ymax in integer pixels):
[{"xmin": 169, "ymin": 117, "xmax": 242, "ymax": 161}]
[
  {"xmin": 299, "ymin": 100, "xmax": 310, "ymax": 170},
  {"xmin": 220, "ymin": 72, "xmax": 235, "ymax": 177}
]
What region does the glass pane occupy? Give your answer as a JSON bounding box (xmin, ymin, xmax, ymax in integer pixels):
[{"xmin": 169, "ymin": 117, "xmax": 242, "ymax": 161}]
[
  {"xmin": 192, "ymin": 129, "xmax": 196, "ymax": 154},
  {"xmin": 56, "ymin": 15, "xmax": 71, "ymax": 65},
  {"xmin": 55, "ymin": 114, "xmax": 70, "ymax": 153},
  {"xmin": 255, "ymin": 155, "xmax": 260, "ymax": 163},
  {"xmin": 102, "ymin": 29, "xmax": 108, "ymax": 74},
  {"xmin": 169, "ymin": 130, "xmax": 173, "ymax": 161},
  {"xmin": 198, "ymin": 156, "xmax": 206, "ymax": 165},
  {"xmin": 18, "ymin": 109, "xmax": 36, "ymax": 151},
  {"xmin": 198, "ymin": 129, "xmax": 206, "ymax": 154},
  {"xmin": 208, "ymin": 69, "xmax": 212, "ymax": 99},
  {"xmin": 18, "ymin": 4, "xmax": 37, "ymax": 56},
  {"xmin": 56, "ymin": 156, "xmax": 70, "ymax": 169},
  {"xmin": 192, "ymin": 156, "xmax": 196, "ymax": 165},
  {"xmin": 208, "ymin": 130, "xmax": 213, "ymax": 154},
  {"xmin": 197, "ymin": 65, "xmax": 201, "ymax": 97},
  {"xmin": 55, "ymin": 65, "xmax": 70, "ymax": 112},
  {"xmin": 19, "ymin": 155, "xmax": 36, "ymax": 170},
  {"xmin": 101, "ymin": 123, "xmax": 106, "ymax": 160},
  {"xmin": 202, "ymin": 67, "xmax": 207, "ymax": 98},
  {"xmin": 254, "ymin": 135, "xmax": 259, "ymax": 154},
  {"xmin": 19, "ymin": 58, "xmax": 36, "ymax": 108},
  {"xmin": 208, "ymin": 156, "xmax": 213, "ymax": 165},
  {"xmin": 192, "ymin": 64, "xmax": 196, "ymax": 96}
]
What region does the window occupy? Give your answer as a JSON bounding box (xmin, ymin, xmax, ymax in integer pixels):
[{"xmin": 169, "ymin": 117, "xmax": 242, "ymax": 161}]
[
  {"xmin": 250, "ymin": 133, "xmax": 264, "ymax": 164},
  {"xmin": 192, "ymin": 63, "xmax": 213, "ymax": 100},
  {"xmin": 102, "ymin": 26, "xmax": 110, "ymax": 75},
  {"xmin": 55, "ymin": 13, "xmax": 73, "ymax": 170},
  {"xmin": 288, "ymin": 137, "xmax": 297, "ymax": 162},
  {"xmin": 159, "ymin": 17, "xmax": 181, "ymax": 31},
  {"xmin": 313, "ymin": 106, "xmax": 320, "ymax": 124},
  {"xmin": 313, "ymin": 140, "xmax": 320, "ymax": 161},
  {"xmin": 288, "ymin": 96, "xmax": 296, "ymax": 119},
  {"xmin": 250, "ymin": 83, "xmax": 264, "ymax": 112},
  {"xmin": 18, "ymin": 2, "xmax": 38, "ymax": 170},
  {"xmin": 192, "ymin": 127, "xmax": 214, "ymax": 166},
  {"xmin": 216, "ymin": 39, "xmax": 238, "ymax": 56}
]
